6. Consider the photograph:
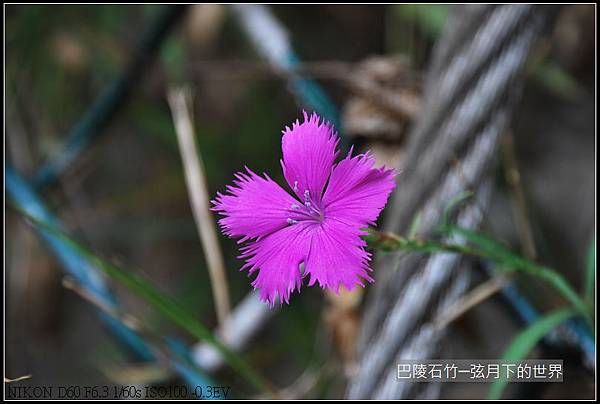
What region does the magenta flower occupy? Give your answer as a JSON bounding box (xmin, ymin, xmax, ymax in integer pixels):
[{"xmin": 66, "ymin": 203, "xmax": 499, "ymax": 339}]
[{"xmin": 212, "ymin": 112, "xmax": 396, "ymax": 305}]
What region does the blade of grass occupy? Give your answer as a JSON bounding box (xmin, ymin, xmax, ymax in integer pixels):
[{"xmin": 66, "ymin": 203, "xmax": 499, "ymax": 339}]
[
  {"xmin": 441, "ymin": 225, "xmax": 521, "ymax": 265},
  {"xmin": 585, "ymin": 236, "xmax": 595, "ymax": 304},
  {"xmin": 7, "ymin": 166, "xmax": 224, "ymax": 391},
  {"xmin": 62, "ymin": 276, "xmax": 218, "ymax": 391},
  {"xmin": 12, "ymin": 206, "xmax": 273, "ymax": 395},
  {"xmin": 487, "ymin": 308, "xmax": 577, "ymax": 399},
  {"xmin": 6, "ymin": 166, "xmax": 155, "ymax": 362}
]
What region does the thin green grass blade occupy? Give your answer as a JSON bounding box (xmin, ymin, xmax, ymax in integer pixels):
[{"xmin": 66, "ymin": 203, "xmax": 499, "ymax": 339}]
[
  {"xmin": 13, "ymin": 207, "xmax": 270, "ymax": 394},
  {"xmin": 487, "ymin": 308, "xmax": 576, "ymax": 400},
  {"xmin": 585, "ymin": 236, "xmax": 595, "ymax": 303},
  {"xmin": 443, "ymin": 225, "xmax": 522, "ymax": 266}
]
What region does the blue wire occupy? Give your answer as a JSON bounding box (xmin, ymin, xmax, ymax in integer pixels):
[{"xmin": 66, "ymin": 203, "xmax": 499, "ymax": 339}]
[
  {"xmin": 6, "ymin": 164, "xmax": 214, "ymax": 394},
  {"xmin": 285, "ymin": 51, "xmax": 341, "ymax": 133},
  {"xmin": 31, "ymin": 6, "xmax": 186, "ymax": 190},
  {"xmin": 484, "ymin": 263, "xmax": 595, "ymax": 364}
]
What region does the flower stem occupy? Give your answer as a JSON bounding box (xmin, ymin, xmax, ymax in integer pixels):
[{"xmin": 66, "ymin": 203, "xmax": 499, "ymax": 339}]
[{"xmin": 367, "ymin": 228, "xmax": 593, "ymax": 329}]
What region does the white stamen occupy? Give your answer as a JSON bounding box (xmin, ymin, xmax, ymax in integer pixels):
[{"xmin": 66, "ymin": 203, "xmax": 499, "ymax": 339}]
[
  {"xmin": 293, "ymin": 181, "xmax": 298, "ymax": 192},
  {"xmin": 287, "ymin": 218, "xmax": 297, "ymax": 225},
  {"xmin": 304, "ymin": 190, "xmax": 310, "ymax": 201},
  {"xmin": 290, "ymin": 204, "xmax": 300, "ymax": 210}
]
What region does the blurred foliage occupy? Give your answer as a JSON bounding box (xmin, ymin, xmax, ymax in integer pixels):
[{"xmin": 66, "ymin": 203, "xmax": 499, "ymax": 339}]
[
  {"xmin": 394, "ymin": 4, "xmax": 449, "ymax": 37},
  {"xmin": 7, "ymin": 6, "xmax": 128, "ymax": 139},
  {"xmin": 528, "ymin": 60, "xmax": 582, "ymax": 100}
]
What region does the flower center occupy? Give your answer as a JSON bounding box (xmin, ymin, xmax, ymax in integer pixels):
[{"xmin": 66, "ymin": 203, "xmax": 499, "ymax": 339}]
[{"xmin": 286, "ymin": 189, "xmax": 325, "ymax": 224}]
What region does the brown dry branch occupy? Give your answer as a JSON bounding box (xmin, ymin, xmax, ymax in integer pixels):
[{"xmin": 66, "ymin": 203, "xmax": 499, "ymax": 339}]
[{"xmin": 167, "ymin": 87, "xmax": 231, "ymax": 328}]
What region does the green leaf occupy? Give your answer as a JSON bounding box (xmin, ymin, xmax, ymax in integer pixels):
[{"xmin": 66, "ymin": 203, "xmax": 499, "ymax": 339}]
[
  {"xmin": 14, "ymin": 207, "xmax": 271, "ymax": 394},
  {"xmin": 447, "ymin": 225, "xmax": 591, "ymax": 326},
  {"xmin": 487, "ymin": 308, "xmax": 576, "ymax": 400},
  {"xmin": 397, "ymin": 4, "xmax": 449, "ymax": 37},
  {"xmin": 445, "ymin": 225, "xmax": 527, "ymax": 268},
  {"xmin": 528, "ymin": 61, "xmax": 581, "ymax": 100},
  {"xmin": 585, "ymin": 236, "xmax": 595, "ymax": 303}
]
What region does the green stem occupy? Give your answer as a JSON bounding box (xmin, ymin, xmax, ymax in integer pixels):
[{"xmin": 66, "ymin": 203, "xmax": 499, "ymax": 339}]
[
  {"xmin": 367, "ymin": 230, "xmax": 486, "ymax": 258},
  {"xmin": 487, "ymin": 308, "xmax": 577, "ymax": 400},
  {"xmin": 532, "ymin": 266, "xmax": 593, "ymax": 329},
  {"xmin": 368, "ymin": 229, "xmax": 593, "ymax": 329}
]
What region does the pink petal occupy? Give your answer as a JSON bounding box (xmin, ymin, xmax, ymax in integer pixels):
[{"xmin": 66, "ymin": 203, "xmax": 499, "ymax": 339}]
[
  {"xmin": 304, "ymin": 218, "xmax": 373, "ymax": 293},
  {"xmin": 240, "ymin": 222, "xmax": 316, "ymax": 306},
  {"xmin": 280, "ymin": 111, "xmax": 339, "ymax": 204},
  {"xmin": 211, "ymin": 167, "xmax": 298, "ymax": 241},
  {"xmin": 212, "ymin": 112, "xmax": 398, "ymax": 306},
  {"xmin": 322, "ymin": 150, "xmax": 396, "ymax": 228}
]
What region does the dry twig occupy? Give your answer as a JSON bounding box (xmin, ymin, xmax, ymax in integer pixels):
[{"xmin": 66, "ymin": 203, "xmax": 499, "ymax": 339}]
[{"xmin": 167, "ymin": 87, "xmax": 231, "ymax": 328}]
